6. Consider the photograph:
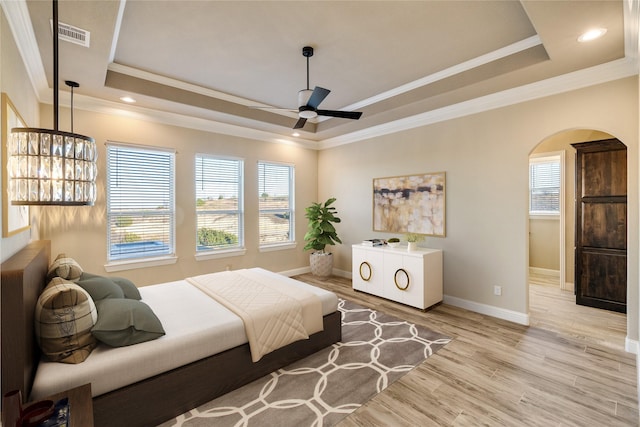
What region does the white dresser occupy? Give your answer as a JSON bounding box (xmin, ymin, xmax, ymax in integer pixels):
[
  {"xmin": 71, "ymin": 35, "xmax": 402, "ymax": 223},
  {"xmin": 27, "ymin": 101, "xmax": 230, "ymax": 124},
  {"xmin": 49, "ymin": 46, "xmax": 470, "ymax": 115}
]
[{"xmin": 352, "ymin": 244, "xmax": 443, "ymax": 310}]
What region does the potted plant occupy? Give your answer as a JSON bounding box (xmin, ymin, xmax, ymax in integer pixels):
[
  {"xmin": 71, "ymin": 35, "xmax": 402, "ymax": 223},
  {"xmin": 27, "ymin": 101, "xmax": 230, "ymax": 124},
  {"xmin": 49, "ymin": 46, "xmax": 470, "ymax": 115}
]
[
  {"xmin": 406, "ymin": 232, "xmax": 423, "ymax": 251},
  {"xmin": 304, "ymin": 198, "xmax": 342, "ymax": 277}
]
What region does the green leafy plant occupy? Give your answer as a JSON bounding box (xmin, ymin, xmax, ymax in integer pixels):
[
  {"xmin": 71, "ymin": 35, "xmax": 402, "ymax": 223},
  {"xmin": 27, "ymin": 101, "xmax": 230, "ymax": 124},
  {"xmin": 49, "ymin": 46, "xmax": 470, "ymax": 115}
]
[
  {"xmin": 303, "ymin": 198, "xmax": 342, "ymax": 253},
  {"xmin": 388, "ymin": 237, "xmax": 400, "ymax": 243},
  {"xmin": 406, "ymin": 232, "xmax": 423, "ymax": 243},
  {"xmin": 197, "ymin": 228, "xmax": 238, "ymax": 247}
]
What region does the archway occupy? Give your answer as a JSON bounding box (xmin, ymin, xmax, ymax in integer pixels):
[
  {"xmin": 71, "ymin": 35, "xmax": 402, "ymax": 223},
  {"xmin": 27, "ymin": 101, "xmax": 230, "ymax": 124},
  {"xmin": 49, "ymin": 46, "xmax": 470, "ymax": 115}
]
[{"xmin": 528, "ymin": 128, "xmax": 628, "ymax": 349}]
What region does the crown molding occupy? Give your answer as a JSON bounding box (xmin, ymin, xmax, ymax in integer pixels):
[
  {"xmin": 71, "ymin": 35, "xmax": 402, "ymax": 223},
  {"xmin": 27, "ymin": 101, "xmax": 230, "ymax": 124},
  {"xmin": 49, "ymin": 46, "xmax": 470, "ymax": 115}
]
[
  {"xmin": 69, "ymin": 94, "xmax": 319, "ymax": 149},
  {"xmin": 319, "ymin": 57, "xmax": 638, "ymax": 150},
  {"xmin": 1, "ymin": 0, "xmax": 48, "ymax": 97},
  {"xmin": 344, "ymin": 35, "xmax": 542, "ymax": 112}
]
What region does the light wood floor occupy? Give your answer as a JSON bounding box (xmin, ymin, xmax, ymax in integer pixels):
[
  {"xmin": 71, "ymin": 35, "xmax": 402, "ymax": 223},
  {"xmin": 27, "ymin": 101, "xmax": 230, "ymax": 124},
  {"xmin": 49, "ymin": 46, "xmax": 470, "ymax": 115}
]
[{"xmin": 294, "ymin": 273, "xmax": 638, "ymax": 426}]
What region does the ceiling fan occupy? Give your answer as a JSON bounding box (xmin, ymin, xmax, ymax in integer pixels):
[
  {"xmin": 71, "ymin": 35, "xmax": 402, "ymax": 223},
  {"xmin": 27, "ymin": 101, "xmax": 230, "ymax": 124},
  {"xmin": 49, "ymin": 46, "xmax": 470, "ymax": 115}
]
[
  {"xmin": 258, "ymin": 46, "xmax": 363, "ymax": 129},
  {"xmin": 293, "ymin": 46, "xmax": 363, "ymax": 129}
]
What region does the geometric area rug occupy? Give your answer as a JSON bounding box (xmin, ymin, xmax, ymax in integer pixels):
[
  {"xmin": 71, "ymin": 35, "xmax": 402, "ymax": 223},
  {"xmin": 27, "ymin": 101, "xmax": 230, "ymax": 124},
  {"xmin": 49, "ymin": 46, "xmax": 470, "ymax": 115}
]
[{"xmin": 160, "ymin": 299, "xmax": 451, "ymax": 427}]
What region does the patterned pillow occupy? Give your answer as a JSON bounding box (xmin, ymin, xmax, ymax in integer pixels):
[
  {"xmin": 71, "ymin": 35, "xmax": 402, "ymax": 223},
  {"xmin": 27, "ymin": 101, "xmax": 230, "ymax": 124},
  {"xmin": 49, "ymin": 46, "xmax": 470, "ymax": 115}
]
[
  {"xmin": 34, "ymin": 277, "xmax": 98, "ymax": 364},
  {"xmin": 47, "ymin": 253, "xmax": 83, "ymax": 281}
]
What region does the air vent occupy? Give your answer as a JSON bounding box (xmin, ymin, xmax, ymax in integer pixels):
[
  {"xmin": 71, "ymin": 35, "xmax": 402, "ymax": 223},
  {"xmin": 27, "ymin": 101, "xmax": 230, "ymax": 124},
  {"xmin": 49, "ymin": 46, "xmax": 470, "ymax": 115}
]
[{"xmin": 50, "ymin": 19, "xmax": 90, "ymax": 47}]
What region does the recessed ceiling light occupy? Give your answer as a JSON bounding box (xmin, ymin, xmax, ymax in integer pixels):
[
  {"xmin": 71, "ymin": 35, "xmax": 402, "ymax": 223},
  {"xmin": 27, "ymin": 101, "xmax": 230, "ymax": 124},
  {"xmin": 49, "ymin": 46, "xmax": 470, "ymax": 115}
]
[
  {"xmin": 578, "ymin": 28, "xmax": 607, "ymax": 43},
  {"xmin": 120, "ymin": 96, "xmax": 136, "ymax": 103}
]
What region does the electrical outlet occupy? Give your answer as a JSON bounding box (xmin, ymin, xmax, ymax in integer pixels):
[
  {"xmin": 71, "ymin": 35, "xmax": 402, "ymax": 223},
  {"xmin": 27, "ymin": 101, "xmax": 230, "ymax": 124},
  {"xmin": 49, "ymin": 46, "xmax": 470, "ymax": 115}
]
[{"xmin": 493, "ymin": 285, "xmax": 502, "ymax": 296}]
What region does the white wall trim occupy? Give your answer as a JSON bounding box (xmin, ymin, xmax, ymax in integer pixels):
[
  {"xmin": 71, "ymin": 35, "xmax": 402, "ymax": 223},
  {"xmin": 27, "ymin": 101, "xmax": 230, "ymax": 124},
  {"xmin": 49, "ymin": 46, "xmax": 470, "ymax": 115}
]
[
  {"xmin": 529, "ymin": 267, "xmax": 560, "ymax": 279},
  {"xmin": 278, "ymin": 266, "xmax": 311, "ymax": 277},
  {"xmin": 320, "ymin": 58, "xmax": 637, "ymax": 149},
  {"xmin": 1, "ymin": 0, "xmax": 48, "ymax": 97},
  {"xmin": 625, "ymin": 337, "xmax": 639, "ymax": 355},
  {"xmin": 332, "ymin": 268, "xmax": 351, "ymax": 279},
  {"xmin": 444, "ymin": 294, "xmax": 530, "ymax": 326}
]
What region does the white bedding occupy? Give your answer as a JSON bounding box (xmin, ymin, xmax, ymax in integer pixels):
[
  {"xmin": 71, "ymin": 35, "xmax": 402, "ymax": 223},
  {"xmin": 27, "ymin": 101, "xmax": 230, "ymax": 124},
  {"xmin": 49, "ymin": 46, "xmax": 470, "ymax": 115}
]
[
  {"xmin": 30, "ymin": 268, "xmax": 338, "ymax": 400},
  {"xmin": 187, "ymin": 269, "xmax": 323, "ymax": 362}
]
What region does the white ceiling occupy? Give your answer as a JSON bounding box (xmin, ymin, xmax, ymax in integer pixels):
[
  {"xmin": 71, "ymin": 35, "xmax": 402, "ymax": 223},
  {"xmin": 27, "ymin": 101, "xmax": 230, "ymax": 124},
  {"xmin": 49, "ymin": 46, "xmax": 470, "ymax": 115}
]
[{"xmin": 4, "ymin": 0, "xmax": 639, "ymax": 148}]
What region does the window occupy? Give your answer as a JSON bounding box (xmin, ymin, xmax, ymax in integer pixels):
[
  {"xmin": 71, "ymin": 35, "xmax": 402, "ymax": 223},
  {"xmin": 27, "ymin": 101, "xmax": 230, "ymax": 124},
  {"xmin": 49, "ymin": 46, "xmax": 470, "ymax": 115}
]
[
  {"xmin": 529, "ymin": 154, "xmax": 561, "ymax": 215},
  {"xmin": 195, "ymin": 155, "xmax": 244, "ymax": 252},
  {"xmin": 106, "ymin": 143, "xmax": 175, "ymax": 261},
  {"xmin": 258, "ymin": 162, "xmax": 294, "ymax": 246}
]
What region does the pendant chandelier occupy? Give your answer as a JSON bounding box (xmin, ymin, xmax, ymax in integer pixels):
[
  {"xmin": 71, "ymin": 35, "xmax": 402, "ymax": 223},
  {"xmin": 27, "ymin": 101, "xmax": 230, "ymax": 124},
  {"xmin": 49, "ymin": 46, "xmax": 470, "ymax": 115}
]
[{"xmin": 8, "ymin": 0, "xmax": 97, "ymax": 206}]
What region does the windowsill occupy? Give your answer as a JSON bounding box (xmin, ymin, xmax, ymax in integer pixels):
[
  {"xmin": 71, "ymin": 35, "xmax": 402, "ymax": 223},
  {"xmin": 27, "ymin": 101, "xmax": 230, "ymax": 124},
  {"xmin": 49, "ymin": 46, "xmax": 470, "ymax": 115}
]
[
  {"xmin": 259, "ymin": 242, "xmax": 297, "ymax": 252},
  {"xmin": 195, "ymin": 248, "xmax": 247, "ymax": 261},
  {"xmin": 104, "ymin": 255, "xmax": 178, "ymax": 272},
  {"xmin": 529, "ymin": 213, "xmax": 560, "ymax": 220}
]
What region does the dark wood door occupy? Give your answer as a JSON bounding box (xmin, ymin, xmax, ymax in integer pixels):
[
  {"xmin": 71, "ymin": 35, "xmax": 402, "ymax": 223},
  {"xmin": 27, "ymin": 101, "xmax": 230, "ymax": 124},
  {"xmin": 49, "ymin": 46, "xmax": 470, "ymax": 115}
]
[{"xmin": 572, "ymin": 139, "xmax": 627, "ymax": 313}]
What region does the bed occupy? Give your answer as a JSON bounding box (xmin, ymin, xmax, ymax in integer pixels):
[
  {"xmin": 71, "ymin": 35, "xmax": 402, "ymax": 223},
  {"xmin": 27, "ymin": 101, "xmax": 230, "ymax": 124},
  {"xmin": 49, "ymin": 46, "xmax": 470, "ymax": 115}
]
[{"xmin": 1, "ymin": 240, "xmax": 342, "ymax": 427}]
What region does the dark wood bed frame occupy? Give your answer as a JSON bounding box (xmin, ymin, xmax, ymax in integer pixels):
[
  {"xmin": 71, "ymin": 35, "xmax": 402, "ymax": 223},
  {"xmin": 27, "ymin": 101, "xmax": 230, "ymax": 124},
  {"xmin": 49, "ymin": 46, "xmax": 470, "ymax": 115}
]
[{"xmin": 1, "ymin": 240, "xmax": 342, "ymax": 426}]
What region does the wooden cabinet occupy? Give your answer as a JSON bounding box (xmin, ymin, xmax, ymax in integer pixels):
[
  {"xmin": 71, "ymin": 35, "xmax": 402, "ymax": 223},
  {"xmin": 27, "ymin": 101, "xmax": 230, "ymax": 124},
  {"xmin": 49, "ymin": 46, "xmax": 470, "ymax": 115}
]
[
  {"xmin": 572, "ymin": 139, "xmax": 627, "ymax": 313},
  {"xmin": 352, "ymin": 245, "xmax": 443, "ymax": 309}
]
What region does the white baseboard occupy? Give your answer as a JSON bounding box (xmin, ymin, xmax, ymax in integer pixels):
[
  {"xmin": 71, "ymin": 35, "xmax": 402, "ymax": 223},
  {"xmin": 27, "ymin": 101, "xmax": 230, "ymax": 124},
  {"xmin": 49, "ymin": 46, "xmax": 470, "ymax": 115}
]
[
  {"xmin": 529, "ymin": 267, "xmax": 560, "ymax": 278},
  {"xmin": 626, "ymin": 337, "xmax": 639, "ymax": 355},
  {"xmin": 443, "ymin": 294, "xmax": 530, "ymax": 326},
  {"xmin": 278, "ymin": 266, "xmax": 311, "ymax": 277},
  {"xmin": 332, "ymin": 268, "xmax": 351, "ymax": 279}
]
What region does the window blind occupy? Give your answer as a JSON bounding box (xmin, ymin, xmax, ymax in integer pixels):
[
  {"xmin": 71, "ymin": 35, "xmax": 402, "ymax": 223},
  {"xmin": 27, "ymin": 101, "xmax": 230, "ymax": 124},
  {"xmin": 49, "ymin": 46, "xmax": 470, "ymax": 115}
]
[
  {"xmin": 106, "ymin": 143, "xmax": 175, "ymax": 261},
  {"xmin": 258, "ymin": 162, "xmax": 294, "ymax": 245},
  {"xmin": 195, "ymin": 155, "xmax": 244, "ymax": 251},
  {"xmin": 529, "ymin": 155, "xmax": 560, "ymax": 214}
]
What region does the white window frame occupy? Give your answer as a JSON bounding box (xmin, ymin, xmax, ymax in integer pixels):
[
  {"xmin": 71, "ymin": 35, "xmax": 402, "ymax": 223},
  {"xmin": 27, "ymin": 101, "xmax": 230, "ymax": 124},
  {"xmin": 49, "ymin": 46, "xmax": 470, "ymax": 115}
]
[
  {"xmin": 105, "ymin": 142, "xmax": 176, "ymax": 272},
  {"xmin": 194, "ymin": 154, "xmax": 246, "ymax": 261},
  {"xmin": 258, "ymin": 161, "xmax": 296, "ymax": 251},
  {"xmin": 529, "ymin": 153, "xmax": 562, "ymax": 218}
]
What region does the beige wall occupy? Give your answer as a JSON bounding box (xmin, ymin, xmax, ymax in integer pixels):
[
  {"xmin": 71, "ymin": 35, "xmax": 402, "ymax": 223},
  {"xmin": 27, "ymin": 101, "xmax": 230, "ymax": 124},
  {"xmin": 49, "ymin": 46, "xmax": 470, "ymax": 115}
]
[
  {"xmin": 529, "ymin": 217, "xmax": 560, "ymax": 271},
  {"xmin": 318, "ymin": 77, "xmax": 638, "ymax": 341},
  {"xmin": 0, "ymin": 8, "xmax": 39, "ymax": 262},
  {"xmin": 35, "ymin": 106, "xmax": 318, "ymax": 286}
]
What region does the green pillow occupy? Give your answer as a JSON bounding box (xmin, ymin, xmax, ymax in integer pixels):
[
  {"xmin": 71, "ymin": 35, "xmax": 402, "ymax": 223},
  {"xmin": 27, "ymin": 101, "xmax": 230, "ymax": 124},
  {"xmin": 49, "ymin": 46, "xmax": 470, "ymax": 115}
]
[
  {"xmin": 110, "ymin": 277, "xmax": 142, "ymax": 300},
  {"xmin": 78, "ymin": 272, "xmax": 141, "ymax": 300},
  {"xmin": 75, "ymin": 276, "xmax": 125, "ymax": 301},
  {"xmin": 92, "ymin": 299, "xmax": 165, "ymax": 347}
]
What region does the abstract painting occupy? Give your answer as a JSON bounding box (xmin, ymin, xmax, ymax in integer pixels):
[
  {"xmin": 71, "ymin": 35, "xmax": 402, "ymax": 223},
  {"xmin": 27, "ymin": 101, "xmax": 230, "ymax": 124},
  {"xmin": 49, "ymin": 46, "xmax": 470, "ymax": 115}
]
[{"xmin": 373, "ymin": 172, "xmax": 445, "ymax": 236}]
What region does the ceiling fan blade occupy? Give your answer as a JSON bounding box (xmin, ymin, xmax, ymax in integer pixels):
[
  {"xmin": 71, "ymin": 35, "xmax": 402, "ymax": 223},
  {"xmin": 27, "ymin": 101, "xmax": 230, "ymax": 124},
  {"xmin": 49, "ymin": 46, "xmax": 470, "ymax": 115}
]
[
  {"xmin": 293, "ymin": 117, "xmax": 307, "ymax": 129},
  {"xmin": 250, "ymin": 106, "xmax": 298, "ymax": 112},
  {"xmin": 316, "ymin": 110, "xmax": 363, "ymax": 120},
  {"xmin": 306, "ymin": 86, "xmax": 330, "ymax": 109}
]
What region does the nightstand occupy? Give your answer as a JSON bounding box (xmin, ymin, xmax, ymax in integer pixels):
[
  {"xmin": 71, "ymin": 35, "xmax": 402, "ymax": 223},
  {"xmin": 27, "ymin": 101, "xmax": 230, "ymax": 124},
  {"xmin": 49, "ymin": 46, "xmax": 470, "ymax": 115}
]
[{"xmin": 41, "ymin": 383, "xmax": 94, "ymax": 426}]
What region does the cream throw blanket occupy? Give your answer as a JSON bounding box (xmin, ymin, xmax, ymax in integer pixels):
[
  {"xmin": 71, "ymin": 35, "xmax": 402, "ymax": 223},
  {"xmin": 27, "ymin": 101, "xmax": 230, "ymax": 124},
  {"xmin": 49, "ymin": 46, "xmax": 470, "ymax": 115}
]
[{"xmin": 186, "ymin": 269, "xmax": 323, "ymax": 362}]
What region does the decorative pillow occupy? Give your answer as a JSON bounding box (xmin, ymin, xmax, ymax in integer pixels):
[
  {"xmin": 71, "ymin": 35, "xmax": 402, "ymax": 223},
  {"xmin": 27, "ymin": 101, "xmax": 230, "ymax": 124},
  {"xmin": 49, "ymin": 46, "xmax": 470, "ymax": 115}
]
[
  {"xmin": 110, "ymin": 277, "xmax": 142, "ymax": 300},
  {"xmin": 34, "ymin": 278, "xmax": 98, "ymax": 364},
  {"xmin": 78, "ymin": 272, "xmax": 142, "ymax": 300},
  {"xmin": 92, "ymin": 299, "xmax": 165, "ymax": 347},
  {"xmin": 47, "ymin": 253, "xmax": 83, "ymax": 281},
  {"xmin": 75, "ymin": 275, "xmax": 125, "ymax": 301}
]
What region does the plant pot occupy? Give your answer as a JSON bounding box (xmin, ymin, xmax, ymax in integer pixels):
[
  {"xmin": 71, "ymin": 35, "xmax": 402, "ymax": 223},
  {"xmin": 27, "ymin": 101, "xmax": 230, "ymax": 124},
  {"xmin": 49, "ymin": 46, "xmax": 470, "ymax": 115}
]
[
  {"xmin": 407, "ymin": 242, "xmax": 417, "ymax": 251},
  {"xmin": 310, "ymin": 252, "xmax": 333, "ymax": 277}
]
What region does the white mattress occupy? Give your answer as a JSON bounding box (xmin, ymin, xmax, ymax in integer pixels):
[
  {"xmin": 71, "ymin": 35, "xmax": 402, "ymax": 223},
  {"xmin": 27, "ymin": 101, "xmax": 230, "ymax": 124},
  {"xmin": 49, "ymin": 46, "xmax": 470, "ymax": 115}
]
[{"xmin": 30, "ymin": 268, "xmax": 338, "ymax": 400}]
